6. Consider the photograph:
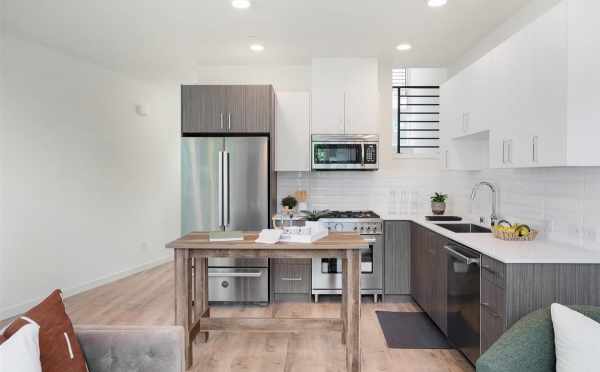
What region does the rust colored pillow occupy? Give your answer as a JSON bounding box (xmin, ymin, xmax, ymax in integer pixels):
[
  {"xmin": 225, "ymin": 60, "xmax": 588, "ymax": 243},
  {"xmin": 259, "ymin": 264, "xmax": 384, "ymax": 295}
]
[
  {"xmin": 2, "ymin": 290, "xmax": 87, "ymax": 372},
  {"xmin": 0, "ymin": 334, "xmax": 6, "ymax": 344}
]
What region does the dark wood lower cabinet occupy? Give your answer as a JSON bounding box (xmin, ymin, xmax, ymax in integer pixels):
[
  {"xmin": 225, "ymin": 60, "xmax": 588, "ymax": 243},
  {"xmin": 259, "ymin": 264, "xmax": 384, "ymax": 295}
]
[
  {"xmin": 407, "ymin": 221, "xmax": 600, "ymax": 357},
  {"xmin": 384, "ymin": 221, "xmax": 411, "ymax": 295},
  {"xmin": 410, "ymin": 223, "xmax": 447, "ymax": 335},
  {"xmin": 430, "ymin": 234, "xmax": 448, "ymax": 334},
  {"xmin": 271, "ymin": 259, "xmax": 311, "ymax": 295}
]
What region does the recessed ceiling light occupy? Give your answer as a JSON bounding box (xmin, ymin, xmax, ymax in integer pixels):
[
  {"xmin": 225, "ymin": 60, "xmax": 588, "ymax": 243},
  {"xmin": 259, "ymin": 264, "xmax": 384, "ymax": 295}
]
[
  {"xmin": 250, "ymin": 44, "xmax": 264, "ymax": 52},
  {"xmin": 396, "ymin": 43, "xmax": 412, "ymax": 51},
  {"xmin": 232, "ymin": 0, "xmax": 251, "ymax": 9},
  {"xmin": 427, "ymin": 0, "xmax": 447, "ymax": 7}
]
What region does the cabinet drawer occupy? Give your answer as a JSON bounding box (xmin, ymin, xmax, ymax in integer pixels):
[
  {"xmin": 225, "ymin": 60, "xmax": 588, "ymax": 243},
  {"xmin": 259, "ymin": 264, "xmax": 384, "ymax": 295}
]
[
  {"xmin": 481, "ymin": 305, "xmax": 506, "ymax": 354},
  {"xmin": 272, "ymin": 259, "xmax": 311, "ymax": 294},
  {"xmin": 481, "ymin": 256, "xmax": 506, "ymax": 288},
  {"xmin": 481, "ymin": 279, "xmax": 506, "ymax": 318},
  {"xmin": 480, "ymin": 278, "xmax": 506, "ymax": 354}
]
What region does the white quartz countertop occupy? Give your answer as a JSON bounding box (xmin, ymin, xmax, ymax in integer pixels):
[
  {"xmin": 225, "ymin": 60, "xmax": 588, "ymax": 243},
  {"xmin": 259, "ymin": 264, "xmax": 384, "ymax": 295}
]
[{"xmin": 381, "ymin": 215, "xmax": 600, "ymax": 264}]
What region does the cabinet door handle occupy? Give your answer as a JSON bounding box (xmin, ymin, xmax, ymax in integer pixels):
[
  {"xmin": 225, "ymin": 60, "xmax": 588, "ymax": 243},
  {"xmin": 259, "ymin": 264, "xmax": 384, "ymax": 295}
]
[
  {"xmin": 507, "ymin": 140, "xmax": 513, "ymax": 164},
  {"xmin": 481, "ymin": 264, "xmax": 499, "ymax": 276},
  {"xmin": 445, "ymin": 150, "xmax": 449, "ymax": 169},
  {"xmin": 532, "ymin": 136, "xmax": 538, "ymax": 163},
  {"xmin": 220, "ymin": 113, "xmax": 224, "ymax": 129},
  {"xmin": 481, "ymin": 302, "xmax": 501, "ymax": 318},
  {"xmin": 463, "ymin": 113, "xmax": 469, "ymax": 133},
  {"xmin": 281, "ymin": 277, "xmax": 302, "ymax": 281},
  {"xmin": 502, "ymin": 140, "xmax": 506, "ymax": 164},
  {"xmin": 228, "ymin": 113, "xmax": 231, "ymax": 131}
]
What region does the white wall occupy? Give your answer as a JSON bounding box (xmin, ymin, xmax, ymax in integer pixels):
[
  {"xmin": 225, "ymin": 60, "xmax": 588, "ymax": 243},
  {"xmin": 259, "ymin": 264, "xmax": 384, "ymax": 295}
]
[
  {"xmin": 0, "ymin": 34, "xmax": 180, "ymax": 319},
  {"xmin": 196, "ymin": 65, "xmax": 311, "ymax": 91},
  {"xmin": 447, "ymin": 0, "xmax": 562, "ymax": 77}
]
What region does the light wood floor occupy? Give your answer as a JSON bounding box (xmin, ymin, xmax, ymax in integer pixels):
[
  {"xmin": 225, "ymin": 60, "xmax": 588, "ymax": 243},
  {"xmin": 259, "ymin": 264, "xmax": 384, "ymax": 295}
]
[{"xmin": 64, "ymin": 262, "xmax": 473, "ymax": 372}]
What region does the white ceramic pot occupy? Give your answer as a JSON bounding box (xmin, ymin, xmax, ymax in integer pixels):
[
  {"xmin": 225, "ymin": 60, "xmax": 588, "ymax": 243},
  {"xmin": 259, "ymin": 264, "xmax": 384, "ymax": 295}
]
[{"xmin": 431, "ymin": 201, "xmax": 446, "ymax": 215}]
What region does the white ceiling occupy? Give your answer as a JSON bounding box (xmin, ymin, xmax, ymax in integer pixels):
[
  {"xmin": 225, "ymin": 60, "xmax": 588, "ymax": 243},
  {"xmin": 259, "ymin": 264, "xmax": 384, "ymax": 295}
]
[{"xmin": 4, "ymin": 0, "xmax": 530, "ymax": 80}]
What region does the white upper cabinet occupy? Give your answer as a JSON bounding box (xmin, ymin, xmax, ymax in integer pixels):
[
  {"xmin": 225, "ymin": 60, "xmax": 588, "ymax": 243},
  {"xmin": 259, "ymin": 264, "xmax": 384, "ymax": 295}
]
[
  {"xmin": 311, "ymin": 59, "xmax": 346, "ymax": 134},
  {"xmin": 489, "ymin": 1, "xmax": 567, "ymax": 168},
  {"xmin": 567, "ymin": 0, "xmax": 600, "ymax": 165},
  {"xmin": 441, "ymin": 0, "xmax": 580, "ymax": 170},
  {"xmin": 311, "ymin": 58, "xmax": 379, "ymax": 135},
  {"xmin": 275, "ymin": 92, "xmax": 311, "ymax": 172}
]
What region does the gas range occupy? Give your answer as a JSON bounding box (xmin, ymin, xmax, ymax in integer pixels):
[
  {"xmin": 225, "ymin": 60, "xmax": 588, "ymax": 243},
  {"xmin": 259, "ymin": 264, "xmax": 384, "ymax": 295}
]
[
  {"xmin": 318, "ymin": 210, "xmax": 383, "ymax": 235},
  {"xmin": 312, "ymin": 210, "xmax": 384, "ymax": 302}
]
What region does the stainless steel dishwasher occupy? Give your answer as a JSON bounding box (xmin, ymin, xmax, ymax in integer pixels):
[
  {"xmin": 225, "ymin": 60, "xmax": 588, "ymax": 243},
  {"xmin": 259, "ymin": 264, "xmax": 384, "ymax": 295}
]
[{"xmin": 444, "ymin": 243, "xmax": 481, "ymax": 365}]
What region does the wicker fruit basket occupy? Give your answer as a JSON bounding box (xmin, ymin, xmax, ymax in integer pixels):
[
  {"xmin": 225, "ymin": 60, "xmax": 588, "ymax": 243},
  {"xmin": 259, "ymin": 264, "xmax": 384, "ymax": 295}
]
[{"xmin": 493, "ymin": 227, "xmax": 539, "ymax": 241}]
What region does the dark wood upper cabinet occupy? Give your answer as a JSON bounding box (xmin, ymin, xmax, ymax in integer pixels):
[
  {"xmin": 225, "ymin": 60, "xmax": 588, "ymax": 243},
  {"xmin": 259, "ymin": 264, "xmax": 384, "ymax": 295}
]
[
  {"xmin": 182, "ymin": 85, "xmax": 225, "ymax": 133},
  {"xmin": 224, "ymin": 85, "xmax": 245, "ymax": 132},
  {"xmin": 244, "ymin": 85, "xmax": 273, "ymax": 133},
  {"xmin": 181, "ymin": 84, "xmax": 273, "ymax": 134}
]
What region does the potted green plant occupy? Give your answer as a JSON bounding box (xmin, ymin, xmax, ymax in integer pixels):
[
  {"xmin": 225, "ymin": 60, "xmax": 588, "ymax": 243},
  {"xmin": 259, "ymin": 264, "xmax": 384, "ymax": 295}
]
[
  {"xmin": 281, "ymin": 195, "xmax": 298, "ymax": 214},
  {"xmin": 430, "ymin": 192, "xmax": 448, "ymax": 215},
  {"xmin": 301, "ymin": 210, "xmax": 330, "ymax": 232}
]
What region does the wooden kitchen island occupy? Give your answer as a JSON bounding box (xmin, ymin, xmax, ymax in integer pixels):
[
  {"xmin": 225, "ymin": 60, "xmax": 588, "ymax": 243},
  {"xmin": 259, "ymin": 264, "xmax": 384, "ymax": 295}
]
[{"xmin": 165, "ymin": 231, "xmax": 366, "ymax": 372}]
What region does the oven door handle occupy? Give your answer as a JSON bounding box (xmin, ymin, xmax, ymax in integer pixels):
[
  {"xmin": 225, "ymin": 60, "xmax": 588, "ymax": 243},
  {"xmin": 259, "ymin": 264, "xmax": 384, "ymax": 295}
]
[{"xmin": 444, "ymin": 245, "xmax": 480, "ymax": 266}]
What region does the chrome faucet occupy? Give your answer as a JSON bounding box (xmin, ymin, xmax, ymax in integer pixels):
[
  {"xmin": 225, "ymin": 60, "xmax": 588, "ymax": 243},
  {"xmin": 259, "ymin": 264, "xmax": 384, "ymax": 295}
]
[{"xmin": 471, "ymin": 181, "xmax": 498, "ymax": 226}]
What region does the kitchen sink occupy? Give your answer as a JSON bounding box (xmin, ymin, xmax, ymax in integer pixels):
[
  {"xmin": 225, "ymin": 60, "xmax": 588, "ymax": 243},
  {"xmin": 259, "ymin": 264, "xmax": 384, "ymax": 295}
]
[{"xmin": 435, "ymin": 223, "xmax": 492, "ymax": 233}]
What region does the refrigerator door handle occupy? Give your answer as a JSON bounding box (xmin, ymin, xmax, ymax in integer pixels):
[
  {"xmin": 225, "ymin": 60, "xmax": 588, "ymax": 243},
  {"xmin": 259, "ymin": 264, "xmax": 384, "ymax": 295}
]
[
  {"xmin": 218, "ymin": 151, "xmax": 224, "ymax": 228},
  {"xmin": 223, "ymin": 151, "xmax": 230, "ymax": 227}
]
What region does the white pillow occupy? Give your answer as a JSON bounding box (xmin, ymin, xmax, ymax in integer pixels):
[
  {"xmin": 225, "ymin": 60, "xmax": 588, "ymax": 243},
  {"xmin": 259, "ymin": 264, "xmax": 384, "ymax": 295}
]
[
  {"xmin": 551, "ymin": 303, "xmax": 600, "ymax": 372},
  {"xmin": 0, "ymin": 322, "xmax": 43, "ymax": 372}
]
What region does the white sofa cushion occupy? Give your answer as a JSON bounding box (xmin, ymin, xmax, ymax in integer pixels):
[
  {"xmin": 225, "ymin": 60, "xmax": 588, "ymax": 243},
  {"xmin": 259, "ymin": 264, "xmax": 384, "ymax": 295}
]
[
  {"xmin": 551, "ymin": 303, "xmax": 600, "ymax": 372},
  {"xmin": 0, "ymin": 322, "xmax": 42, "ymax": 372}
]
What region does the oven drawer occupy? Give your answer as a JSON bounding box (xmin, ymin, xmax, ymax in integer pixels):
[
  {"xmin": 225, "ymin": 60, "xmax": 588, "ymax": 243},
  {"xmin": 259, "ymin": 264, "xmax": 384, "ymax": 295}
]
[
  {"xmin": 208, "ymin": 268, "xmax": 269, "ymax": 302},
  {"xmin": 208, "ymin": 258, "xmax": 269, "ymax": 268}
]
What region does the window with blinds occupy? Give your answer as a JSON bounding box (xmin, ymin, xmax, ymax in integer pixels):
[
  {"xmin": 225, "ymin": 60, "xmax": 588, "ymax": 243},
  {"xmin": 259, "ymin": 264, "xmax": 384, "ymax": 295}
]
[{"xmin": 392, "ymin": 68, "xmax": 440, "ymax": 156}]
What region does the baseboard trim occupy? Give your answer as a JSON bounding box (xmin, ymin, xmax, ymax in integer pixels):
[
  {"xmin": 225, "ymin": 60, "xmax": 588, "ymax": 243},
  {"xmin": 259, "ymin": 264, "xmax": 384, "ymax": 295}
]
[{"xmin": 0, "ymin": 255, "xmax": 173, "ymax": 320}]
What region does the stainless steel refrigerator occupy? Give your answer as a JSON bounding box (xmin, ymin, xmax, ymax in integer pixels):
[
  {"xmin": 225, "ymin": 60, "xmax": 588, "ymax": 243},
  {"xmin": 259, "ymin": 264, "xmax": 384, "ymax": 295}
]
[{"xmin": 182, "ymin": 136, "xmax": 270, "ymax": 303}]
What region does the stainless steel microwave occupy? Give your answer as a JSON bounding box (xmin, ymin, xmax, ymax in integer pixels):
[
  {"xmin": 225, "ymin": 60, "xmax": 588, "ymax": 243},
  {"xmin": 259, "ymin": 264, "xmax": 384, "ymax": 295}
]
[{"xmin": 311, "ymin": 134, "xmax": 379, "ymax": 171}]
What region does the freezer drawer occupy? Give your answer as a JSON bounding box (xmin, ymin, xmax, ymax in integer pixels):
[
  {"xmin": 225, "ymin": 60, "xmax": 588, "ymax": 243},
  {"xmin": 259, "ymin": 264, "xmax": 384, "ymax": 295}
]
[{"xmin": 208, "ymin": 267, "xmax": 269, "ymax": 303}]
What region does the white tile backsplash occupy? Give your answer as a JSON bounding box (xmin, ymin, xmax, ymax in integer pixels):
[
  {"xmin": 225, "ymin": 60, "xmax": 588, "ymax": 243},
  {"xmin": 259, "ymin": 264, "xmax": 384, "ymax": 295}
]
[
  {"xmin": 277, "ymin": 166, "xmax": 600, "ymax": 252},
  {"xmin": 277, "ymin": 171, "xmax": 441, "ymax": 216}
]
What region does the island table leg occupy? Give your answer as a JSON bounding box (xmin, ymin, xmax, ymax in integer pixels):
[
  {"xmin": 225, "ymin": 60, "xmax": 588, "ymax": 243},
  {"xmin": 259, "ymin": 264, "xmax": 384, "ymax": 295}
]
[
  {"xmin": 193, "ymin": 256, "xmax": 210, "ymax": 343},
  {"xmin": 175, "ymin": 249, "xmax": 193, "ymax": 369},
  {"xmin": 345, "ymin": 250, "xmax": 361, "ymax": 372},
  {"xmin": 341, "ymin": 257, "xmax": 348, "ymax": 345}
]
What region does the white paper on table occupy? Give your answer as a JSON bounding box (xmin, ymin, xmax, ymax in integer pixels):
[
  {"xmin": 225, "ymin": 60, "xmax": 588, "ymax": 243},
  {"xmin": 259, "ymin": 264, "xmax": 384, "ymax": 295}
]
[{"xmin": 255, "ymin": 229, "xmax": 282, "ymax": 244}]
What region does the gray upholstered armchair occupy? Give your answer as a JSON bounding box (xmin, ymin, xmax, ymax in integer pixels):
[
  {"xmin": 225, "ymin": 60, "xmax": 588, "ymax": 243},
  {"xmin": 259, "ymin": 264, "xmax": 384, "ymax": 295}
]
[
  {"xmin": 476, "ymin": 305, "xmax": 600, "ymax": 372},
  {"xmin": 75, "ymin": 325, "xmax": 185, "ymax": 372}
]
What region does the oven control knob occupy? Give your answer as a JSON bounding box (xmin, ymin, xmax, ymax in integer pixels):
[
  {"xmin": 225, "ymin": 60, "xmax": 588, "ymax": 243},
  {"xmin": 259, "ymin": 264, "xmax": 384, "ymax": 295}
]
[
  {"xmin": 335, "ymin": 223, "xmax": 343, "ymax": 232},
  {"xmin": 353, "ymin": 226, "xmax": 358, "ymax": 231},
  {"xmin": 360, "ymin": 226, "xmax": 365, "ymax": 232}
]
